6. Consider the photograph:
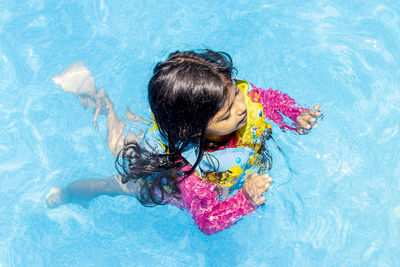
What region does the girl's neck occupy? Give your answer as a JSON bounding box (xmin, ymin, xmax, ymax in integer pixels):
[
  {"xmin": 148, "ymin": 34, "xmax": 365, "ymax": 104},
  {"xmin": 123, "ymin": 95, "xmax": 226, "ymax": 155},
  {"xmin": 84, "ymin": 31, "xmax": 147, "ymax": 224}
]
[
  {"xmin": 205, "ymin": 132, "xmax": 233, "ymax": 143},
  {"xmin": 204, "ymin": 132, "xmax": 237, "ymax": 151}
]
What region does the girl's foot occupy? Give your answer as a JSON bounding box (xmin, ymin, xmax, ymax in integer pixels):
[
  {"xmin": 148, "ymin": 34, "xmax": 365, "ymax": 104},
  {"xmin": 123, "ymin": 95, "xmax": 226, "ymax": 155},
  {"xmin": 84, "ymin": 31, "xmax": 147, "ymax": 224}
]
[
  {"xmin": 46, "ymin": 187, "xmax": 68, "ymax": 208},
  {"xmin": 52, "ymin": 62, "xmax": 96, "ymax": 96},
  {"xmin": 52, "ymin": 62, "xmax": 112, "ymax": 128}
]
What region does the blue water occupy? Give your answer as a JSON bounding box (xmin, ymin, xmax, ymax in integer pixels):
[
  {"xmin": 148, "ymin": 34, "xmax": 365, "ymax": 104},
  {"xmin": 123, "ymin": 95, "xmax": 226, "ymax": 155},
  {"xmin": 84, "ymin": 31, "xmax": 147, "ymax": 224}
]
[{"xmin": 1, "ymin": 0, "xmax": 400, "ymax": 266}]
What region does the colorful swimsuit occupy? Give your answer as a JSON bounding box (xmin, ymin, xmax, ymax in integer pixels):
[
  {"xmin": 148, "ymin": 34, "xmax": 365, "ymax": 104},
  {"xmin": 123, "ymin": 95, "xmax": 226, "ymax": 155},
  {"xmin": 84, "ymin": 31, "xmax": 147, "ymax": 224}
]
[{"xmin": 141, "ymin": 80, "xmax": 306, "ymax": 235}]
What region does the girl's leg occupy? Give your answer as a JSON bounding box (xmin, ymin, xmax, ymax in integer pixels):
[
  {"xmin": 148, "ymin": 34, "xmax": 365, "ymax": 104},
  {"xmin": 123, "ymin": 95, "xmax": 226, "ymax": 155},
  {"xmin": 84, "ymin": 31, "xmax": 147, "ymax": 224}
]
[
  {"xmin": 102, "ymin": 91, "xmax": 146, "ymax": 157},
  {"xmin": 49, "ymin": 64, "xmax": 145, "ymax": 208},
  {"xmin": 46, "ymin": 174, "xmax": 140, "ymax": 208},
  {"xmin": 52, "ymin": 62, "xmax": 147, "ymax": 157}
]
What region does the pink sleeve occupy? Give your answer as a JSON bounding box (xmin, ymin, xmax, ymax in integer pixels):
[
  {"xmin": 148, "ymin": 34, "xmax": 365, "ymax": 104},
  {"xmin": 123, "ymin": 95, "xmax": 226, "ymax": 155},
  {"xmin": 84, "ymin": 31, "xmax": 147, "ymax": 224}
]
[
  {"xmin": 250, "ymin": 83, "xmax": 306, "ymax": 131},
  {"xmin": 178, "ymin": 171, "xmax": 257, "ymax": 235}
]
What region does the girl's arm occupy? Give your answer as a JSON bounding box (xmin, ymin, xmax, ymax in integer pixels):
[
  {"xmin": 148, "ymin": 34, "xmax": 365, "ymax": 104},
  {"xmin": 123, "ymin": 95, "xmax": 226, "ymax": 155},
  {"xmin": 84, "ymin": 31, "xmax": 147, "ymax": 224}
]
[
  {"xmin": 250, "ymin": 83, "xmax": 321, "ymax": 133},
  {"xmin": 178, "ymin": 170, "xmax": 271, "ymax": 235},
  {"xmin": 46, "ymin": 175, "xmax": 139, "ymax": 207}
]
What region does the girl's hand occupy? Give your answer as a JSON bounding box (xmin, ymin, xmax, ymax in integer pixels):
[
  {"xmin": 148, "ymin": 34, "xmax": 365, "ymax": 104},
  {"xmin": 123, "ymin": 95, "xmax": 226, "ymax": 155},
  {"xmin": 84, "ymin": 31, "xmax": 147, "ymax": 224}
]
[
  {"xmin": 296, "ymin": 104, "xmax": 322, "ymax": 134},
  {"xmin": 243, "ymin": 174, "xmax": 273, "ymax": 205}
]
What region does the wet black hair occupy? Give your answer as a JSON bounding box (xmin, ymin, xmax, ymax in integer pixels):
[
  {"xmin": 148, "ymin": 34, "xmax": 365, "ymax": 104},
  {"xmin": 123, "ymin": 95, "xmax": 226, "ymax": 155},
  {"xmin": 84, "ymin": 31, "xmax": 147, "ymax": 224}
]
[{"xmin": 116, "ymin": 49, "xmax": 270, "ymax": 207}]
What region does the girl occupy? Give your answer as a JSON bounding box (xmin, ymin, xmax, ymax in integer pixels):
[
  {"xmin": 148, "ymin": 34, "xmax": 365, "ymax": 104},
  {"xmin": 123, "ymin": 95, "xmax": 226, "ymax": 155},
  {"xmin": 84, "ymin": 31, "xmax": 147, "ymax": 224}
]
[{"xmin": 46, "ymin": 50, "xmax": 321, "ymax": 235}]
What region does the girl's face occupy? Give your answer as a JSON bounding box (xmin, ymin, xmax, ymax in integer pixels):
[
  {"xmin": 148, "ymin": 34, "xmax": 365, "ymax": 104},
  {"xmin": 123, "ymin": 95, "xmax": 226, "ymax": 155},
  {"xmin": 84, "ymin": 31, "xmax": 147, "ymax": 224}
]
[{"xmin": 206, "ymin": 83, "xmax": 247, "ymax": 140}]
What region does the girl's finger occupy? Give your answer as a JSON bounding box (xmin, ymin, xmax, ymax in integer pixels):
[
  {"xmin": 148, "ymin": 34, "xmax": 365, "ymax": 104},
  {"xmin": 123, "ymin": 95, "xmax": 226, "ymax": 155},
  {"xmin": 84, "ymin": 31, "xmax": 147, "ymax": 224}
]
[
  {"xmin": 256, "ymin": 181, "xmax": 270, "ymax": 195},
  {"xmin": 258, "ymin": 175, "xmax": 272, "ymax": 187},
  {"xmin": 309, "ymin": 109, "xmax": 321, "ymax": 117},
  {"xmin": 256, "ymin": 179, "xmax": 266, "ymax": 187},
  {"xmin": 256, "ymin": 196, "xmax": 266, "ymax": 205},
  {"xmin": 262, "ymin": 175, "xmax": 273, "ymax": 184},
  {"xmin": 255, "ymin": 174, "xmax": 269, "ymax": 185},
  {"xmin": 313, "ymin": 104, "xmax": 322, "ymax": 111},
  {"xmin": 298, "ymin": 118, "xmax": 311, "ymax": 129},
  {"xmin": 303, "ymin": 113, "xmax": 316, "ymax": 123}
]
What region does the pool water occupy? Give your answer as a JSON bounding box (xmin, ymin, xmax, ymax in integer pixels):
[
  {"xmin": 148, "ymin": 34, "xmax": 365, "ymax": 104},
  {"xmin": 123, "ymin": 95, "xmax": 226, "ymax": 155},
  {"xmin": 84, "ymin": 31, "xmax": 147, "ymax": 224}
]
[{"xmin": 1, "ymin": 0, "xmax": 400, "ymax": 266}]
